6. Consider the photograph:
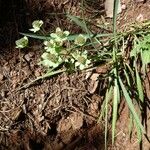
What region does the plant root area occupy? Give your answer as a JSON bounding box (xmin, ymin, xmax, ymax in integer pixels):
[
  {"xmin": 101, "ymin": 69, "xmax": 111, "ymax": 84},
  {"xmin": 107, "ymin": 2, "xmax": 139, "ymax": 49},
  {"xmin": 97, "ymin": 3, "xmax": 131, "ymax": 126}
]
[{"xmin": 0, "ymin": 0, "xmax": 150, "ymax": 149}]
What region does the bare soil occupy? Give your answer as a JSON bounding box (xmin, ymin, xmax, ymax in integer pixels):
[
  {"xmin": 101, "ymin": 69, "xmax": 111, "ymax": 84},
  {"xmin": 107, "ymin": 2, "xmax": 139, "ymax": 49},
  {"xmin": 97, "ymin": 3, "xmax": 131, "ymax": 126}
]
[{"xmin": 0, "ymin": 0, "xmax": 150, "ymax": 150}]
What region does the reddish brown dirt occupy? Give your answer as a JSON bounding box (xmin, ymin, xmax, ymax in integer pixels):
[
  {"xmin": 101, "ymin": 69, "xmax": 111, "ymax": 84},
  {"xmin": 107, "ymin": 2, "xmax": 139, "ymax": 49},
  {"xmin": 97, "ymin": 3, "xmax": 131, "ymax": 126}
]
[{"xmin": 0, "ymin": 0, "xmax": 150, "ymax": 150}]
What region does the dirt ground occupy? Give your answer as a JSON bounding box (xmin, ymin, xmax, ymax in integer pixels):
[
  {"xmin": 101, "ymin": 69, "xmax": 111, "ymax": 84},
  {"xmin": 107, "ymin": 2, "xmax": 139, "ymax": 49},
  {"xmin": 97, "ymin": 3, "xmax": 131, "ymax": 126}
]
[{"xmin": 0, "ymin": 0, "xmax": 150, "ymax": 150}]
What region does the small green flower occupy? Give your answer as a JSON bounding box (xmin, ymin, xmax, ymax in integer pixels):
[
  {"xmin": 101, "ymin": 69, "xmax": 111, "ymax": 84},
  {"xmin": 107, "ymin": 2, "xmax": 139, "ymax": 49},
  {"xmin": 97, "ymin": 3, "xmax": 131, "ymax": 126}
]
[
  {"xmin": 72, "ymin": 50, "xmax": 91, "ymax": 70},
  {"xmin": 40, "ymin": 52, "xmax": 62, "ymax": 68},
  {"xmin": 44, "ymin": 40, "xmax": 56, "ymax": 52},
  {"xmin": 74, "ymin": 34, "xmax": 87, "ymax": 46},
  {"xmin": 15, "ymin": 36, "xmax": 28, "ymax": 48},
  {"xmin": 55, "ymin": 27, "xmax": 70, "ymax": 37},
  {"xmin": 44, "ymin": 40, "xmax": 55, "ymax": 48},
  {"xmin": 29, "ymin": 20, "xmax": 43, "ymax": 33},
  {"xmin": 55, "ymin": 27, "xmax": 64, "ymax": 37},
  {"xmin": 50, "ymin": 27, "xmax": 70, "ymax": 46}
]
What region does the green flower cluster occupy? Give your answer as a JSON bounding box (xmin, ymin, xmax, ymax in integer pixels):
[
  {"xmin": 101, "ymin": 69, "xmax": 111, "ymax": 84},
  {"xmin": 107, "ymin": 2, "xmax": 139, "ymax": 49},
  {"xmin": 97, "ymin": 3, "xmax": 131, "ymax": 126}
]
[
  {"xmin": 15, "ymin": 20, "xmax": 43, "ymax": 48},
  {"xmin": 40, "ymin": 28, "xmax": 91, "ymax": 70},
  {"xmin": 15, "ymin": 20, "xmax": 91, "ymax": 70}
]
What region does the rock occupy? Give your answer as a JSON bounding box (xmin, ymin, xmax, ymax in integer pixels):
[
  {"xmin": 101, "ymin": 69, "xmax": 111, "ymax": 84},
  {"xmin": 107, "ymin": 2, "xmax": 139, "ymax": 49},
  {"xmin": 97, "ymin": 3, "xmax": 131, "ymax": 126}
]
[
  {"xmin": 88, "ymin": 73, "xmax": 99, "ymax": 94},
  {"xmin": 69, "ymin": 112, "xmax": 83, "ymax": 130},
  {"xmin": 57, "ymin": 112, "xmax": 83, "ymax": 133},
  {"xmin": 0, "ymin": 73, "xmax": 4, "ymax": 81},
  {"xmin": 24, "ymin": 52, "xmax": 34, "ymax": 62},
  {"xmin": 135, "ymin": 0, "xmax": 145, "ymax": 2},
  {"xmin": 57, "ymin": 117, "xmax": 72, "ymax": 133},
  {"xmin": 136, "ymin": 14, "xmax": 144, "ymax": 22},
  {"xmin": 105, "ymin": 0, "xmax": 122, "ymax": 18}
]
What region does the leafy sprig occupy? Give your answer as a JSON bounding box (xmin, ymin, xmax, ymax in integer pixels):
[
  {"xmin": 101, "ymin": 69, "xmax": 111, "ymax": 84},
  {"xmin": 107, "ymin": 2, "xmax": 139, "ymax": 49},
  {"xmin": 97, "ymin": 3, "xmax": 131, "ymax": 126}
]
[{"xmin": 16, "ymin": 21, "xmax": 91, "ymax": 71}]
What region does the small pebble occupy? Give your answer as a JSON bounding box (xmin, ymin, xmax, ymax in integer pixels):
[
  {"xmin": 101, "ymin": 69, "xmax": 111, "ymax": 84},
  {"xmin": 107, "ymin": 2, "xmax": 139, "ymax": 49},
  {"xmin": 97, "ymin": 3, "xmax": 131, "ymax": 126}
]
[
  {"xmin": 136, "ymin": 14, "xmax": 144, "ymax": 22},
  {"xmin": 24, "ymin": 52, "xmax": 34, "ymax": 62},
  {"xmin": 0, "ymin": 73, "xmax": 4, "ymax": 81},
  {"xmin": 121, "ymin": 4, "xmax": 126, "ymax": 10},
  {"xmin": 136, "ymin": 0, "xmax": 145, "ymax": 2}
]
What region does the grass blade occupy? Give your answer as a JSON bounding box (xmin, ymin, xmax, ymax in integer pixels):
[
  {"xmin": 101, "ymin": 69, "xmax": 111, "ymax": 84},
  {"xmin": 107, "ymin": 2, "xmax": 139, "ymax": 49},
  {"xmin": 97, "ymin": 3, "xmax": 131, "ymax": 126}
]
[
  {"xmin": 20, "ymin": 32, "xmax": 113, "ymax": 41},
  {"xmin": 104, "ymin": 86, "xmax": 113, "ymax": 149},
  {"xmin": 66, "ymin": 14, "xmax": 87, "ymax": 32},
  {"xmin": 113, "ymin": 0, "xmax": 119, "ymax": 35},
  {"xmin": 67, "ymin": 12, "xmax": 102, "ymax": 51},
  {"xmin": 124, "ymin": 69, "xmax": 131, "ymax": 86},
  {"xmin": 125, "ymin": 63, "xmax": 135, "ymax": 83},
  {"xmin": 118, "ymin": 76, "xmax": 145, "ymax": 141},
  {"xmin": 135, "ymin": 65, "xmax": 144, "ymax": 102},
  {"xmin": 20, "ymin": 32, "xmax": 51, "ymax": 40},
  {"xmin": 112, "ymin": 78, "xmax": 120, "ymax": 144},
  {"xmin": 129, "ymin": 112, "xmax": 133, "ymax": 139},
  {"xmin": 98, "ymin": 86, "xmax": 113, "ymax": 122}
]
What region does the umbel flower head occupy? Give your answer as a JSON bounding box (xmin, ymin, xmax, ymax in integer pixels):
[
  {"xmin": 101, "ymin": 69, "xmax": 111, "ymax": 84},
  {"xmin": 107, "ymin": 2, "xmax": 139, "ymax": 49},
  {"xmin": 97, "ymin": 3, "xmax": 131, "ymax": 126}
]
[
  {"xmin": 39, "ymin": 52, "xmax": 62, "ymax": 68},
  {"xmin": 74, "ymin": 34, "xmax": 87, "ymax": 46},
  {"xmin": 29, "ymin": 20, "xmax": 43, "ymax": 33},
  {"xmin": 72, "ymin": 50, "xmax": 91, "ymax": 70},
  {"xmin": 50, "ymin": 27, "xmax": 70, "ymax": 46},
  {"xmin": 44, "ymin": 40, "xmax": 56, "ymax": 52},
  {"xmin": 15, "ymin": 36, "xmax": 28, "ymax": 49}
]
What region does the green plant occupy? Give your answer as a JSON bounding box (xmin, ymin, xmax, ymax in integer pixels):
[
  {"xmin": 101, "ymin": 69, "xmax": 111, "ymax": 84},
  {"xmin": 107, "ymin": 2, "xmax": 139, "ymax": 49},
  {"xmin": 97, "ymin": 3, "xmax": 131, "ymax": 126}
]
[
  {"xmin": 15, "ymin": 3, "xmax": 150, "ymax": 149},
  {"xmin": 16, "ymin": 21, "xmax": 91, "ymax": 71},
  {"xmin": 98, "ymin": 0, "xmax": 149, "ymax": 148}
]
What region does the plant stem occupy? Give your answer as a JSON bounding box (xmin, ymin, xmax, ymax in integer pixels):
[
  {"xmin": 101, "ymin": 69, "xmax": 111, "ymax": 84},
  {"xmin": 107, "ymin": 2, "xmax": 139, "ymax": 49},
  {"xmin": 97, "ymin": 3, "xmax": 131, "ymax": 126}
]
[{"xmin": 15, "ymin": 69, "xmax": 66, "ymax": 91}]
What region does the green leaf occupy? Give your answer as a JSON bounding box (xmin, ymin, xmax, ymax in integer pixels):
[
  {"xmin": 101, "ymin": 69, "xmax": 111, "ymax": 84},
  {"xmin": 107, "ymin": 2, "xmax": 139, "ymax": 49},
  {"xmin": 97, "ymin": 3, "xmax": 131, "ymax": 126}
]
[
  {"xmin": 113, "ymin": 0, "xmax": 119, "ymax": 36},
  {"xmin": 119, "ymin": 76, "xmax": 145, "ymax": 142},
  {"xmin": 125, "ymin": 63, "xmax": 135, "ymax": 83},
  {"xmin": 66, "ymin": 14, "xmax": 87, "ymax": 32},
  {"xmin": 135, "ymin": 65, "xmax": 144, "ymax": 102},
  {"xmin": 98, "ymin": 86, "xmax": 113, "ymax": 122},
  {"xmin": 104, "ymin": 86, "xmax": 113, "ymax": 149},
  {"xmin": 112, "ymin": 79, "xmax": 120, "ymax": 144},
  {"xmin": 20, "ymin": 32, "xmax": 113, "ymax": 41},
  {"xmin": 128, "ymin": 112, "xmax": 133, "ymax": 139},
  {"xmin": 124, "ymin": 69, "xmax": 131, "ymax": 86},
  {"xmin": 141, "ymin": 49, "xmax": 150, "ymax": 68}
]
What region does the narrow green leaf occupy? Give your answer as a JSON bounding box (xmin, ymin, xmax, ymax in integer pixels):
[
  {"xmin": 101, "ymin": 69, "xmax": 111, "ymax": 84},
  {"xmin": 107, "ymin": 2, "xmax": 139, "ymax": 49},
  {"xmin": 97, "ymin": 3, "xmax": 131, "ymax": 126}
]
[
  {"xmin": 119, "ymin": 77, "xmax": 145, "ymax": 141},
  {"xmin": 20, "ymin": 32, "xmax": 51, "ymax": 40},
  {"xmin": 124, "ymin": 69, "xmax": 131, "ymax": 86},
  {"xmin": 128, "ymin": 112, "xmax": 133, "ymax": 139},
  {"xmin": 125, "ymin": 63, "xmax": 135, "ymax": 83},
  {"xmin": 135, "ymin": 65, "xmax": 144, "ymax": 102},
  {"xmin": 141, "ymin": 50, "xmax": 150, "ymax": 74},
  {"xmin": 98, "ymin": 86, "xmax": 113, "ymax": 122},
  {"xmin": 20, "ymin": 32, "xmax": 113, "ymax": 41},
  {"xmin": 113, "ymin": 0, "xmax": 119, "ymax": 35},
  {"xmin": 104, "ymin": 86, "xmax": 113, "ymax": 149},
  {"xmin": 112, "ymin": 79, "xmax": 120, "ymax": 144},
  {"xmin": 66, "ymin": 14, "xmax": 87, "ymax": 32},
  {"xmin": 135, "ymin": 121, "xmax": 143, "ymax": 142}
]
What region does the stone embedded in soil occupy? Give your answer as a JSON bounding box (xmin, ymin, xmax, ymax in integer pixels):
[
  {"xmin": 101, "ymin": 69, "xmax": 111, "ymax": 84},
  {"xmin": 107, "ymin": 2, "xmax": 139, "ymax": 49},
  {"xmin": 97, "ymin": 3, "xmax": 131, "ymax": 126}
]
[
  {"xmin": 135, "ymin": 0, "xmax": 145, "ymax": 2},
  {"xmin": 24, "ymin": 52, "xmax": 35, "ymax": 62},
  {"xmin": 69, "ymin": 112, "xmax": 83, "ymax": 130},
  {"xmin": 136, "ymin": 13, "xmax": 144, "ymax": 22},
  {"xmin": 88, "ymin": 73, "xmax": 99, "ymax": 94},
  {"xmin": 105, "ymin": 0, "xmax": 122, "ymax": 18},
  {"xmin": 0, "ymin": 73, "xmax": 4, "ymax": 81},
  {"xmin": 34, "ymin": 68, "xmax": 42, "ymax": 77},
  {"xmin": 57, "ymin": 112, "xmax": 83, "ymax": 133},
  {"xmin": 57, "ymin": 117, "xmax": 72, "ymax": 132}
]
